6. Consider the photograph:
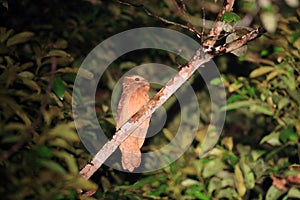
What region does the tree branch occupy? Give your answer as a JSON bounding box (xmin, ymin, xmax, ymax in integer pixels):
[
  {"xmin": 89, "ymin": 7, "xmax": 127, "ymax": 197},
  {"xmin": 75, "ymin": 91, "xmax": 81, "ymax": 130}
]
[{"xmin": 79, "ymin": 27, "xmax": 265, "ymax": 181}]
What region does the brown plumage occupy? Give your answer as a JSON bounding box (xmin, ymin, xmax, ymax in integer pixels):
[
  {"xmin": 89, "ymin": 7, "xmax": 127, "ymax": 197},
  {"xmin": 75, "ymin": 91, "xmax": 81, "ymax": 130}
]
[{"xmin": 116, "ymin": 75, "xmax": 151, "ymax": 172}]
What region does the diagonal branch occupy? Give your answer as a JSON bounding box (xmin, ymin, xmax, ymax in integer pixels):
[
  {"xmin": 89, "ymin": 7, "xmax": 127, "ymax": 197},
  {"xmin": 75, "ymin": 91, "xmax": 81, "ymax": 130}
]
[{"xmin": 79, "ymin": 27, "xmax": 265, "ymax": 181}]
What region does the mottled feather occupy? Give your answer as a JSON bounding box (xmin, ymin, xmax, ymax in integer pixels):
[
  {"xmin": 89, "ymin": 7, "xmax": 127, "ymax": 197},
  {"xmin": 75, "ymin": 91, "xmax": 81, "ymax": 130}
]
[{"xmin": 116, "ymin": 75, "xmax": 151, "ymax": 172}]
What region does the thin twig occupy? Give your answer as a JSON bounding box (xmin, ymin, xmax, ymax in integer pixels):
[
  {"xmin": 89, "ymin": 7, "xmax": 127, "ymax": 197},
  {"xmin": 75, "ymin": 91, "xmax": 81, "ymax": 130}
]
[
  {"xmin": 0, "ymin": 57, "xmax": 57, "ymax": 163},
  {"xmin": 204, "ymin": 0, "xmax": 235, "ymax": 48},
  {"xmin": 116, "ymin": 0, "xmax": 198, "ymax": 34},
  {"xmin": 173, "ymin": 0, "xmax": 203, "ymax": 38},
  {"xmin": 201, "ymin": 0, "xmax": 206, "ymax": 43}
]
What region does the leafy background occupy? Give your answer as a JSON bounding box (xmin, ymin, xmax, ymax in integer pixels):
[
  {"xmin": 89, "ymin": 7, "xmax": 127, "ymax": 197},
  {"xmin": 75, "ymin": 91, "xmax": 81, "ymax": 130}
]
[{"xmin": 0, "ymin": 0, "xmax": 299, "ymax": 199}]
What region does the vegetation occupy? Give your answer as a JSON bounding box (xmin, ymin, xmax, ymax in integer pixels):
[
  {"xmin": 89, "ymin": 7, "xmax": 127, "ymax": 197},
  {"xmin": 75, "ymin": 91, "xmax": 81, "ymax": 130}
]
[{"xmin": 0, "ymin": 0, "xmax": 299, "ymax": 199}]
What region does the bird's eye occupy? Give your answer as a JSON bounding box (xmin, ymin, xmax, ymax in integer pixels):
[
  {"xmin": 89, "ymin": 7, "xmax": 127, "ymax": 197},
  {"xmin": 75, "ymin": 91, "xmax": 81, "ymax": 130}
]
[{"xmin": 135, "ymin": 77, "xmax": 140, "ymax": 81}]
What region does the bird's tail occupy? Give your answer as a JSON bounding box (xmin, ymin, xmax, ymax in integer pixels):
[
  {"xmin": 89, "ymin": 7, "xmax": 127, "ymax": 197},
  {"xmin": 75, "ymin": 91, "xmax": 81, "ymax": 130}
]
[{"xmin": 120, "ymin": 149, "xmax": 141, "ymax": 172}]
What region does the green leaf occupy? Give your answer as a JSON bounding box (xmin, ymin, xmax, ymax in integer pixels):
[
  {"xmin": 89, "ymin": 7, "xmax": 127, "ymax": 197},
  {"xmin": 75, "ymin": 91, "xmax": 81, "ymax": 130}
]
[
  {"xmin": 0, "ymin": 27, "xmax": 14, "ymax": 43},
  {"xmin": 260, "ymin": 131, "xmax": 281, "ymax": 146},
  {"xmin": 249, "ymin": 104, "xmax": 274, "ymax": 116},
  {"xmin": 290, "ymin": 32, "xmax": 300, "ymax": 44},
  {"xmin": 282, "ymin": 75, "xmax": 296, "ymax": 90},
  {"xmin": 220, "ymin": 12, "xmax": 241, "ymax": 23},
  {"xmin": 19, "ymin": 76, "xmax": 41, "ymax": 94},
  {"xmin": 238, "ymin": 55, "xmax": 247, "ymax": 61},
  {"xmin": 273, "ymin": 46, "xmax": 282, "ymax": 52},
  {"xmin": 39, "ymin": 122, "xmax": 79, "ymax": 143},
  {"xmin": 249, "ymin": 66, "xmax": 274, "ymax": 78},
  {"xmin": 223, "ymin": 153, "xmax": 239, "ymax": 167},
  {"xmin": 260, "ymin": 12, "xmax": 277, "ymax": 33},
  {"xmin": 203, "ymin": 159, "xmax": 224, "ymax": 178},
  {"xmin": 227, "ymin": 94, "xmax": 244, "ymax": 104},
  {"xmin": 52, "ymin": 150, "xmax": 78, "ymax": 174},
  {"xmin": 236, "ymin": 144, "xmax": 251, "ymax": 157},
  {"xmin": 132, "ymin": 176, "xmax": 155, "ymax": 189},
  {"xmin": 277, "ymin": 97, "xmax": 290, "ymax": 110},
  {"xmin": 208, "ymin": 177, "xmax": 221, "ymax": 194},
  {"xmin": 64, "ymin": 175, "xmax": 98, "ymax": 191},
  {"xmin": 240, "ymin": 162, "xmax": 255, "ymax": 189},
  {"xmin": 0, "ymin": 96, "xmax": 31, "ymax": 125},
  {"xmin": 234, "ymin": 164, "xmax": 246, "ymax": 197},
  {"xmin": 49, "ymin": 138, "xmax": 74, "ymax": 151},
  {"xmin": 222, "ymin": 136, "xmax": 233, "ymax": 151},
  {"xmin": 261, "ymin": 49, "xmax": 269, "ymax": 56},
  {"xmin": 148, "ymin": 184, "xmax": 168, "ymax": 197},
  {"xmin": 217, "ymin": 187, "xmax": 239, "ymax": 199},
  {"xmin": 266, "ymin": 186, "xmax": 285, "ymax": 200},
  {"xmin": 46, "ymin": 49, "xmax": 71, "ymax": 58},
  {"xmin": 39, "ymin": 159, "xmax": 66, "ymax": 174},
  {"xmin": 287, "ymin": 188, "xmax": 300, "ymax": 198},
  {"xmin": 62, "ymin": 73, "xmax": 76, "ymax": 83},
  {"xmin": 53, "ymin": 76, "xmax": 65, "ymax": 100},
  {"xmin": 185, "ymin": 187, "xmax": 210, "ymax": 200},
  {"xmin": 53, "ymin": 39, "xmax": 68, "ymax": 49},
  {"xmin": 181, "ymin": 178, "xmax": 199, "ymax": 186},
  {"xmin": 279, "ymin": 127, "xmax": 298, "ymax": 143},
  {"xmin": 221, "ymin": 175, "xmax": 235, "ymax": 188},
  {"xmin": 120, "ymin": 61, "xmax": 136, "ymax": 69},
  {"xmin": 36, "ymin": 145, "xmax": 52, "ymax": 159},
  {"xmin": 163, "ymin": 128, "xmax": 174, "ymax": 141},
  {"xmin": 6, "ymin": 31, "xmax": 35, "ymax": 47},
  {"xmin": 1, "ymin": 128, "xmax": 24, "ymax": 143},
  {"xmin": 210, "ymin": 77, "xmax": 222, "ymax": 85},
  {"xmin": 221, "ymin": 100, "xmax": 252, "ymax": 112},
  {"xmin": 250, "ymin": 150, "xmax": 265, "ymax": 161},
  {"xmin": 18, "ymin": 71, "xmax": 34, "ymax": 79},
  {"xmin": 100, "ymin": 176, "xmax": 111, "ymax": 193}
]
